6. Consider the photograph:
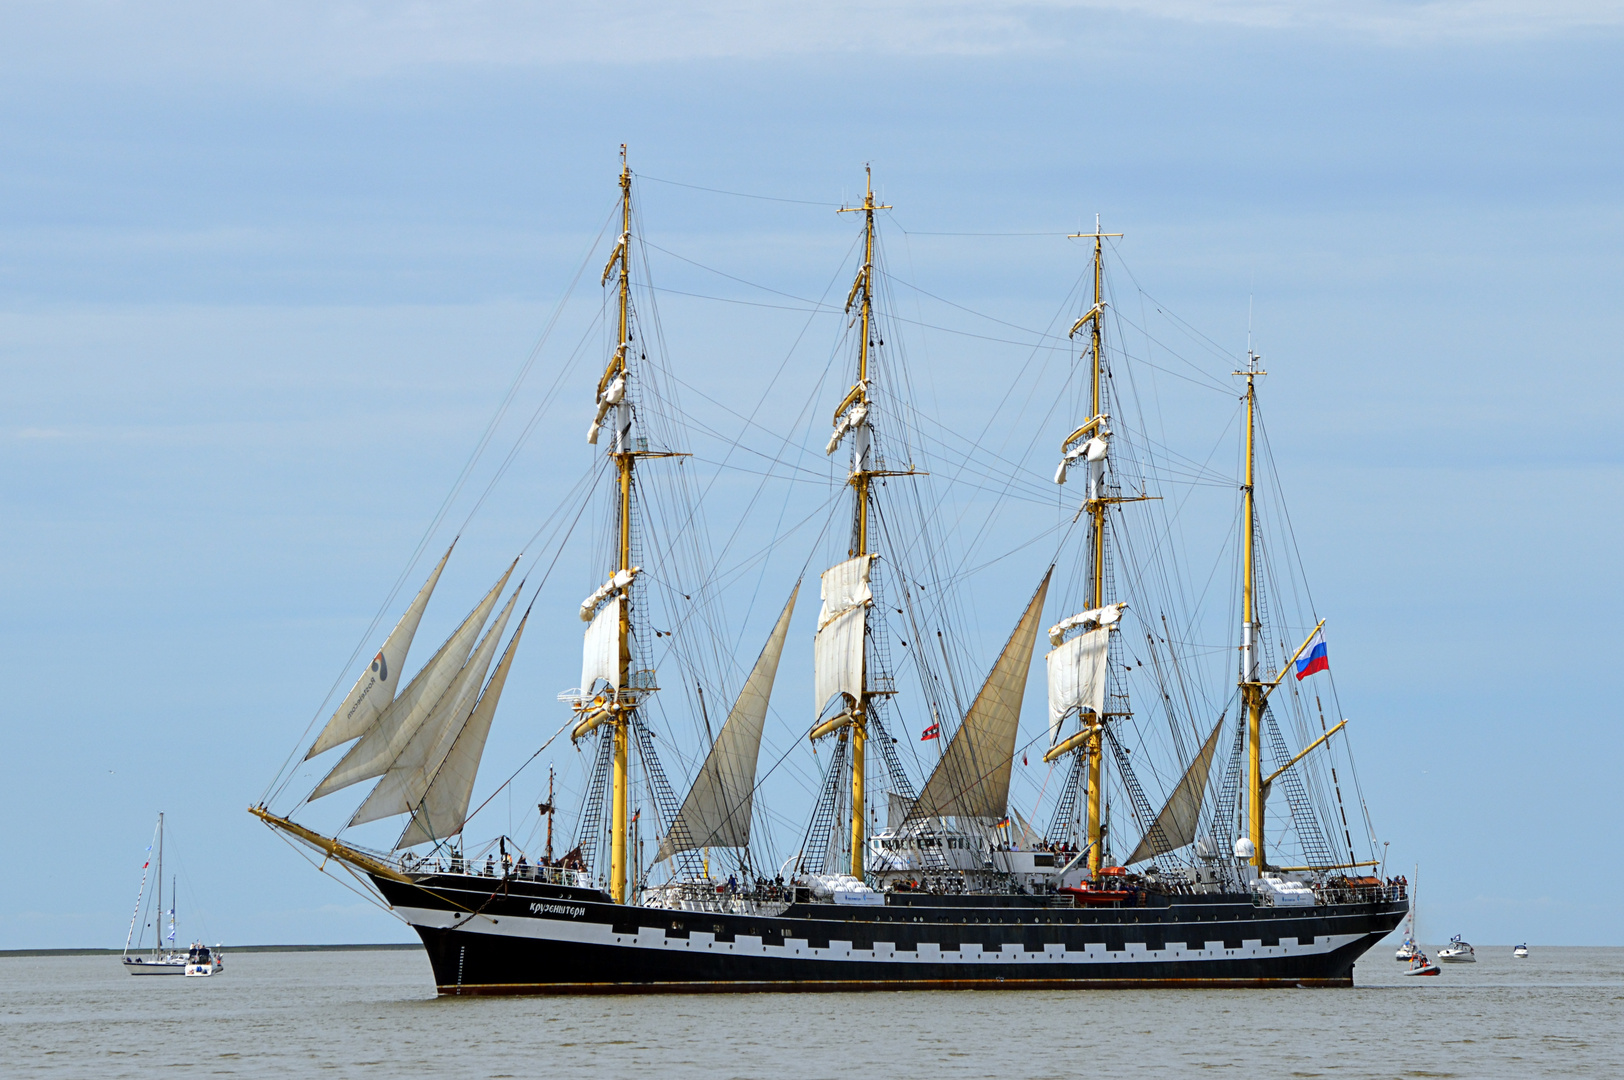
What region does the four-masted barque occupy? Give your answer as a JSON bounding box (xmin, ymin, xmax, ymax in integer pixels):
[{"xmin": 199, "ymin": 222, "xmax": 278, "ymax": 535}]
[{"xmin": 253, "ymin": 151, "xmax": 1406, "ymax": 993}]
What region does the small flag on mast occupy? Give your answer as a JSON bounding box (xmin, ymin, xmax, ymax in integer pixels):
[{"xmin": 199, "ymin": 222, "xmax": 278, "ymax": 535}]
[
  {"xmin": 1295, "ymin": 629, "xmax": 1329, "ymax": 680},
  {"xmin": 921, "ymin": 723, "xmax": 940, "ymax": 741}
]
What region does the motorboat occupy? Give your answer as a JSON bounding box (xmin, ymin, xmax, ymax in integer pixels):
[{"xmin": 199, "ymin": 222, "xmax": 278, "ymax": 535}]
[
  {"xmin": 1437, "ymin": 934, "xmax": 1476, "ymax": 962},
  {"xmin": 1513, "ymin": 943, "xmax": 1529, "ymax": 959},
  {"xmin": 184, "ymin": 942, "xmax": 224, "ymax": 977}
]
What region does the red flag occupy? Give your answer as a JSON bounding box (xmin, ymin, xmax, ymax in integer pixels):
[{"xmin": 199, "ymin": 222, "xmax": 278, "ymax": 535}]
[{"xmin": 921, "ymin": 723, "xmax": 940, "ymax": 741}]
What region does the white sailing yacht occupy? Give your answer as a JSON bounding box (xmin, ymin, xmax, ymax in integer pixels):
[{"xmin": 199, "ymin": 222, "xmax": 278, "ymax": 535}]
[{"xmin": 122, "ymin": 813, "xmax": 184, "ymax": 974}]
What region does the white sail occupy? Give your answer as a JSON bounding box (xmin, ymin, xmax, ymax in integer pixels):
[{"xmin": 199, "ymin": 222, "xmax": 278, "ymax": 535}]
[
  {"xmin": 656, "ymin": 585, "xmax": 798, "ymax": 861},
  {"xmin": 1126, "ymin": 716, "xmax": 1225, "ymax": 865},
  {"xmin": 814, "ymin": 555, "xmax": 872, "ymax": 718},
  {"xmin": 396, "ymin": 608, "xmax": 531, "ymax": 850},
  {"xmin": 1046, "ymin": 624, "xmax": 1111, "ymax": 745},
  {"xmin": 911, "ymin": 572, "xmax": 1051, "ymax": 822},
  {"xmin": 581, "ymin": 596, "xmax": 621, "ymax": 695},
  {"xmin": 347, "ymin": 585, "xmax": 521, "ymax": 827},
  {"xmin": 308, "ymin": 561, "xmax": 515, "ymax": 801},
  {"xmin": 306, "ymin": 543, "xmax": 455, "ymax": 760}
]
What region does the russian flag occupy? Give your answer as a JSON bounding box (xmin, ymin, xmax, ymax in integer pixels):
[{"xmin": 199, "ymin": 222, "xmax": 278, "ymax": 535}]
[{"xmin": 1295, "ymin": 629, "xmax": 1329, "ymax": 680}]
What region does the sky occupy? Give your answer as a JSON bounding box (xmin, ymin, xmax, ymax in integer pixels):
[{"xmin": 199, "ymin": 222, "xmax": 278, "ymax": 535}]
[{"xmin": 2, "ymin": 1, "xmax": 1622, "ymax": 949}]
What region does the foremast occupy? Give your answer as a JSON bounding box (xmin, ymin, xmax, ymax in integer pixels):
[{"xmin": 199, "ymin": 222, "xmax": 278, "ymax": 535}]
[
  {"xmin": 574, "ymin": 146, "xmax": 644, "ymax": 904},
  {"xmin": 812, "ymin": 167, "xmax": 889, "ymax": 880}
]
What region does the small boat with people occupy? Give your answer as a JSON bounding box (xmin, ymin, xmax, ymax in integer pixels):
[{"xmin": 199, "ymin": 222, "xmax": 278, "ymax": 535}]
[
  {"xmin": 1401, "ymin": 950, "xmax": 1440, "ymax": 976},
  {"xmin": 184, "ymin": 942, "xmax": 224, "ymax": 977},
  {"xmin": 1437, "ymin": 935, "xmax": 1475, "ymax": 963},
  {"xmin": 1395, "ymin": 864, "xmax": 1419, "ymax": 960},
  {"xmin": 1513, "ymin": 943, "xmax": 1529, "ymax": 959}
]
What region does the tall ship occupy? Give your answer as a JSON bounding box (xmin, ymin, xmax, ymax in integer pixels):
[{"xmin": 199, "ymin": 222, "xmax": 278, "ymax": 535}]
[{"xmin": 253, "ymin": 152, "xmax": 1406, "ymax": 993}]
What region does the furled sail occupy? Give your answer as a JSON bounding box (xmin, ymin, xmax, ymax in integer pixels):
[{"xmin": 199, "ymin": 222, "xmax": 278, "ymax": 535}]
[
  {"xmin": 656, "ymin": 584, "xmax": 798, "ymax": 862},
  {"xmin": 396, "ymin": 606, "xmax": 531, "ymax": 850},
  {"xmin": 814, "ymin": 555, "xmax": 872, "ymax": 718},
  {"xmin": 1046, "ymin": 601, "xmax": 1125, "ymax": 646},
  {"xmin": 910, "ymin": 571, "xmax": 1051, "ymax": 822},
  {"xmin": 581, "ymin": 596, "xmax": 621, "ymax": 695},
  {"xmin": 308, "ymin": 560, "xmax": 516, "ymax": 801},
  {"xmin": 306, "ymin": 543, "xmax": 455, "ymax": 760},
  {"xmin": 1125, "ymin": 716, "xmax": 1225, "ymax": 866},
  {"xmin": 1046, "ymin": 625, "xmax": 1111, "ymax": 745},
  {"xmin": 347, "ymin": 585, "xmax": 521, "ymax": 827}
]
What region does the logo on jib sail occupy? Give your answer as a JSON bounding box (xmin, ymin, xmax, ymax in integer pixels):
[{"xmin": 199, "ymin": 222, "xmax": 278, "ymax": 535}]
[{"xmin": 371, "ymin": 651, "xmax": 388, "ymax": 682}]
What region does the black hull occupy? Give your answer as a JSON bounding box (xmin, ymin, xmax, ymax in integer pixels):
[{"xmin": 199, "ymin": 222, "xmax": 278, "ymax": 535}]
[{"xmin": 373, "ymin": 873, "xmax": 1405, "ymax": 996}]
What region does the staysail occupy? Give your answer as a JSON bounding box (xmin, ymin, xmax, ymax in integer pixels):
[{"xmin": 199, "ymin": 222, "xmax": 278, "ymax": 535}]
[
  {"xmin": 396, "ymin": 606, "xmax": 531, "ymax": 850},
  {"xmin": 1125, "ymin": 715, "xmax": 1225, "ymax": 865},
  {"xmin": 911, "ymin": 571, "xmax": 1051, "ymax": 821},
  {"xmin": 814, "ymin": 556, "xmax": 872, "ymax": 719},
  {"xmin": 656, "ymin": 584, "xmax": 798, "ymax": 862},
  {"xmin": 306, "ymin": 543, "xmax": 455, "ymax": 759},
  {"xmin": 308, "ymin": 560, "xmax": 516, "ymax": 801},
  {"xmin": 347, "ymin": 584, "xmax": 521, "ymax": 827}
]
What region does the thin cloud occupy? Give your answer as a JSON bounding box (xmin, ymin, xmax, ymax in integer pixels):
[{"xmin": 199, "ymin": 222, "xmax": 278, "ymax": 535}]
[{"xmin": 3, "ymin": 1, "xmax": 1617, "ymax": 85}]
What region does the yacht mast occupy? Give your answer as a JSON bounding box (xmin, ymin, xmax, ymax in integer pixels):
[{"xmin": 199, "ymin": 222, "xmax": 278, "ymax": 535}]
[
  {"xmin": 156, "ymin": 812, "xmax": 164, "ymax": 954},
  {"xmin": 1239, "ymin": 353, "xmax": 1266, "ymax": 877},
  {"xmin": 831, "ymin": 167, "xmax": 887, "ymax": 879}
]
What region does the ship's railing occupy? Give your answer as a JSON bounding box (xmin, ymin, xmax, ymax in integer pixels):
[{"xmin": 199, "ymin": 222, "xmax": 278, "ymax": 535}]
[
  {"xmin": 639, "ymin": 880, "xmax": 795, "ymax": 916},
  {"xmin": 510, "ymin": 864, "xmax": 596, "ymax": 889},
  {"xmin": 399, "ymin": 855, "xmax": 594, "ymax": 890},
  {"xmin": 1312, "ymin": 879, "xmax": 1407, "ymax": 906}
]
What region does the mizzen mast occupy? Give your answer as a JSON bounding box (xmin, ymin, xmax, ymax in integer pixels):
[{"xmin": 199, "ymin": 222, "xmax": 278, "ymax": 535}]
[{"xmin": 1237, "ymin": 351, "xmax": 1266, "ymax": 878}]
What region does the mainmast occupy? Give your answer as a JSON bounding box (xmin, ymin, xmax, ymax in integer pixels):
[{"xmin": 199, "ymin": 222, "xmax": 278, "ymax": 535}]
[
  {"xmin": 1044, "ymin": 219, "xmax": 1122, "ymax": 879},
  {"xmin": 611, "ymin": 148, "xmax": 634, "ymax": 906},
  {"xmin": 815, "ymin": 167, "xmax": 888, "ymax": 880},
  {"xmin": 1079, "ymin": 222, "xmax": 1114, "ymax": 879},
  {"xmin": 1238, "ymin": 352, "xmax": 1266, "ymax": 877}
]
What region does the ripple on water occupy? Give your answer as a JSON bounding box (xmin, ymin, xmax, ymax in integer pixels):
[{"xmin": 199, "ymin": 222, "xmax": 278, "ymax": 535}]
[{"xmin": 0, "ymin": 948, "xmax": 1621, "ymax": 1078}]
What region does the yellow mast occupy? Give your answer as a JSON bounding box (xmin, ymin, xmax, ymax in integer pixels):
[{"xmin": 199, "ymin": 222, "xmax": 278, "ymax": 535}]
[
  {"xmin": 1072, "ymin": 220, "xmax": 1119, "ymax": 878},
  {"xmin": 834, "ymin": 167, "xmax": 888, "ymax": 880},
  {"xmin": 609, "ymin": 146, "xmax": 635, "ymax": 903},
  {"xmin": 1238, "ymin": 353, "xmax": 1266, "ymax": 877}
]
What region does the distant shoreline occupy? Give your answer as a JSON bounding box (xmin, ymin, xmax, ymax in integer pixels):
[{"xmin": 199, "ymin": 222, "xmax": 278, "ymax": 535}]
[{"xmin": 0, "ymin": 944, "xmax": 421, "ymax": 957}]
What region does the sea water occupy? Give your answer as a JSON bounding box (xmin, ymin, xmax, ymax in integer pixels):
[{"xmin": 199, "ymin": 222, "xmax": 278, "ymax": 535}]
[{"xmin": 2, "ymin": 946, "xmax": 1620, "ymax": 1078}]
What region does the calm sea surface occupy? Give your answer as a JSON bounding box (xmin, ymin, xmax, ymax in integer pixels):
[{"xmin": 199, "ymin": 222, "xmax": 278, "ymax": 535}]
[{"xmin": 3, "ymin": 946, "xmax": 1620, "ymax": 1078}]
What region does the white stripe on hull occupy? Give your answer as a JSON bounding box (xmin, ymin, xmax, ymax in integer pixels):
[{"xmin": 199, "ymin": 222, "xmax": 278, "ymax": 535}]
[{"xmin": 393, "ymin": 904, "xmax": 1365, "ymax": 968}]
